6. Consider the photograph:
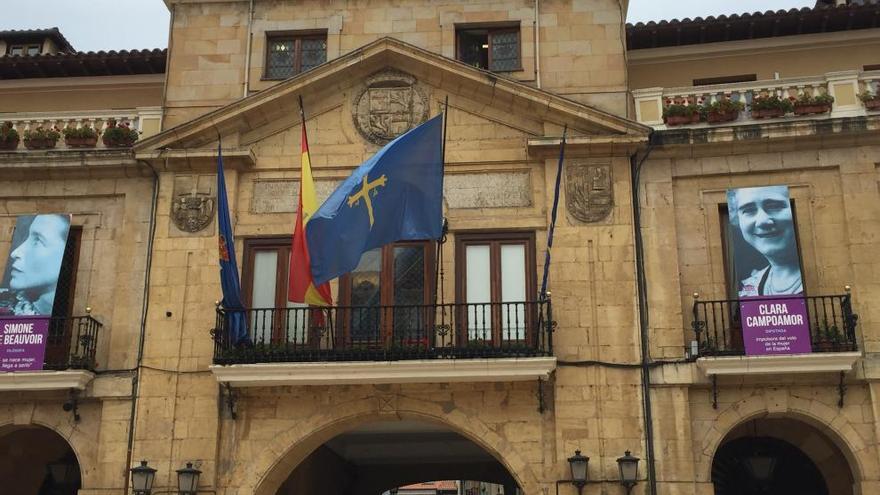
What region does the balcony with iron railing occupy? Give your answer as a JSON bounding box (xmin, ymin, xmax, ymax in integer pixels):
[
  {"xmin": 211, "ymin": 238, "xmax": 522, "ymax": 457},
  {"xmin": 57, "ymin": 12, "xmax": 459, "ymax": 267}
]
[
  {"xmin": 0, "ymin": 313, "xmax": 101, "ymax": 391},
  {"xmin": 632, "ymin": 70, "xmax": 880, "ymax": 130},
  {"xmin": 689, "ymin": 292, "xmax": 860, "ymax": 376},
  {"xmin": 209, "ymin": 301, "xmax": 557, "ymax": 387}
]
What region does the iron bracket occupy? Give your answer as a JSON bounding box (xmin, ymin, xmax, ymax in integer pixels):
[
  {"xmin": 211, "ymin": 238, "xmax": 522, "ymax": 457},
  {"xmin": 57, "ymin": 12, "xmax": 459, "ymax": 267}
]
[
  {"xmin": 224, "ymin": 383, "xmax": 238, "ymax": 420},
  {"xmin": 838, "ymin": 371, "xmax": 847, "ymax": 409},
  {"xmin": 63, "ymin": 389, "xmax": 81, "ymax": 422},
  {"xmin": 712, "ymin": 375, "xmax": 718, "ymax": 410}
]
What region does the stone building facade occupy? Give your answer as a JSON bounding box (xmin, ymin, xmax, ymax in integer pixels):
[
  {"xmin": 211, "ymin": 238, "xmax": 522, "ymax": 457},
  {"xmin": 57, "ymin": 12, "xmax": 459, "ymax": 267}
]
[{"xmin": 0, "ymin": 1, "xmax": 878, "ymax": 495}]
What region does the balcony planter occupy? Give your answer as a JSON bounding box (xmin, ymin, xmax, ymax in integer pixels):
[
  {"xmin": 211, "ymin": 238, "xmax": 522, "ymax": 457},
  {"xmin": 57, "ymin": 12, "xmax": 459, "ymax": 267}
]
[
  {"xmin": 64, "ymin": 136, "xmax": 99, "ymax": 148},
  {"xmin": 23, "ymin": 126, "xmax": 61, "ymax": 150},
  {"xmin": 792, "ymin": 93, "xmax": 834, "ymax": 116},
  {"xmin": 793, "ymin": 104, "xmax": 831, "ymax": 116},
  {"xmin": 751, "ymin": 108, "xmax": 786, "ymax": 119},
  {"xmin": 749, "ymin": 95, "xmax": 793, "ymax": 120},
  {"xmin": 101, "ymin": 120, "xmax": 139, "ymax": 148},
  {"xmin": 24, "ymin": 138, "xmax": 58, "ymax": 150},
  {"xmin": 703, "ymin": 99, "xmax": 744, "ymax": 125},
  {"xmin": 706, "ymin": 110, "xmax": 740, "ymax": 124},
  {"xmin": 0, "ymin": 137, "xmax": 18, "ymax": 151},
  {"xmin": 662, "ymin": 103, "xmax": 700, "ymax": 127},
  {"xmin": 62, "ymin": 125, "xmax": 100, "ymax": 148},
  {"xmin": 859, "ymin": 91, "xmax": 880, "ymax": 110},
  {"xmin": 0, "ymin": 122, "xmax": 19, "ymax": 150},
  {"xmin": 665, "ymin": 113, "xmax": 700, "ymax": 126}
]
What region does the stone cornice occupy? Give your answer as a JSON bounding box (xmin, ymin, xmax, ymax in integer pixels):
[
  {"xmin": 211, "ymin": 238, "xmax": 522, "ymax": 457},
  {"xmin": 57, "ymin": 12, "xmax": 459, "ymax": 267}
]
[{"xmin": 210, "ymin": 357, "xmax": 557, "ymax": 387}]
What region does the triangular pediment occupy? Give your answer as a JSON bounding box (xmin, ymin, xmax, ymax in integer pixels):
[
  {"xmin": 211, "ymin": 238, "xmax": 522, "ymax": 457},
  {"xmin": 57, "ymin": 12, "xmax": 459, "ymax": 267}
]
[{"xmin": 135, "ymin": 37, "xmax": 648, "ymax": 162}]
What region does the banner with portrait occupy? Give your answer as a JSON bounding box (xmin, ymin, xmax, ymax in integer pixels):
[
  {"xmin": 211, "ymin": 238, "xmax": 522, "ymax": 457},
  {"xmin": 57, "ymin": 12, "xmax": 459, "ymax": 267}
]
[
  {"xmin": 726, "ymin": 186, "xmax": 810, "ymax": 355},
  {"xmin": 0, "ymin": 214, "xmax": 71, "ymax": 371}
]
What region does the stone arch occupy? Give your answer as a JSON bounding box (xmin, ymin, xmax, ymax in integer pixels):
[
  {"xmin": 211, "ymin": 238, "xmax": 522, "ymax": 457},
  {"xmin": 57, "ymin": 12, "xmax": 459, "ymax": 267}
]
[
  {"xmin": 229, "ymin": 396, "xmax": 542, "ymax": 495},
  {"xmin": 0, "ymin": 410, "xmax": 100, "ymax": 490},
  {"xmin": 695, "ymin": 399, "xmax": 869, "ymax": 489},
  {"xmin": 0, "ymin": 421, "xmax": 87, "ymax": 493}
]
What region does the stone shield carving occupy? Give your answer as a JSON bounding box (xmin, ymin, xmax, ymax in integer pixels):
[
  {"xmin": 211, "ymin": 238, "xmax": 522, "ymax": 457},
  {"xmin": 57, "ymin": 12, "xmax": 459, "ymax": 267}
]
[
  {"xmin": 565, "ymin": 163, "xmax": 613, "ymax": 223},
  {"xmin": 172, "ymin": 193, "xmax": 215, "ymax": 233},
  {"xmin": 353, "ymin": 70, "xmax": 428, "ymax": 145}
]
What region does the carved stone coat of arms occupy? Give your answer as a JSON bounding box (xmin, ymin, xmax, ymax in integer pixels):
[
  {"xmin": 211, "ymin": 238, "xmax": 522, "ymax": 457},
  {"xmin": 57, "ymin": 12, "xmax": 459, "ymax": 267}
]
[
  {"xmin": 172, "ymin": 193, "xmax": 215, "ymax": 233},
  {"xmin": 565, "ymin": 163, "xmax": 614, "ymax": 223},
  {"xmin": 353, "ymin": 70, "xmax": 428, "ymax": 145}
]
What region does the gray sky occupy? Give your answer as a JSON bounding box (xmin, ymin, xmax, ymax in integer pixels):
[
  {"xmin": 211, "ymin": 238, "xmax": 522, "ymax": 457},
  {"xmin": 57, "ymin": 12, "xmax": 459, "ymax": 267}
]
[{"xmin": 0, "ymin": 1, "xmax": 816, "ymax": 52}]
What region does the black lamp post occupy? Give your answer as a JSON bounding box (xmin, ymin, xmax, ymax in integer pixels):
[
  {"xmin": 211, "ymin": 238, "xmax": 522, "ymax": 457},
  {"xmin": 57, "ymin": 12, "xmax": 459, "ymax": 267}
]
[
  {"xmin": 567, "ymin": 450, "xmax": 589, "ymax": 495},
  {"xmin": 177, "ymin": 462, "xmax": 202, "ymax": 495},
  {"xmin": 616, "ymin": 451, "xmax": 640, "ymax": 495},
  {"xmin": 130, "ymin": 460, "xmax": 157, "ymax": 495}
]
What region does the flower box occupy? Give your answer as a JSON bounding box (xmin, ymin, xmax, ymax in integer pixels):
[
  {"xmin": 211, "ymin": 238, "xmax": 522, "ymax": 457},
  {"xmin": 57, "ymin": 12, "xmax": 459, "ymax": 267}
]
[
  {"xmin": 751, "ymin": 108, "xmax": 786, "ymax": 119},
  {"xmin": 24, "ymin": 138, "xmax": 57, "ymax": 150},
  {"xmin": 865, "ymin": 99, "xmax": 880, "ymax": 110},
  {"xmin": 101, "ymin": 120, "xmax": 139, "ymax": 148},
  {"xmin": 706, "ymin": 110, "xmax": 739, "ymax": 124},
  {"xmin": 793, "ymin": 104, "xmax": 831, "ymax": 116},
  {"xmin": 0, "ymin": 138, "xmax": 18, "ymax": 151},
  {"xmin": 65, "ymin": 136, "xmax": 99, "ymax": 148},
  {"xmin": 665, "ymin": 113, "xmax": 700, "ymax": 126}
]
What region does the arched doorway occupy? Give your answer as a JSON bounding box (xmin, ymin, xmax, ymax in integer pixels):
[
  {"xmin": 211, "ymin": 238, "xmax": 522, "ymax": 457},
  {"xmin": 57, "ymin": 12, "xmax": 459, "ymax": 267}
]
[
  {"xmin": 712, "ymin": 417, "xmax": 855, "ymax": 495},
  {"xmin": 0, "ymin": 425, "xmax": 81, "ymax": 495},
  {"xmin": 275, "ymin": 420, "xmax": 521, "ymax": 495}
]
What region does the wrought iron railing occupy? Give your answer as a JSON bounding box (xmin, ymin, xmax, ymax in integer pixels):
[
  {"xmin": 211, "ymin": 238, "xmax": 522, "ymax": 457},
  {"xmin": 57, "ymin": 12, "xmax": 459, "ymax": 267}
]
[
  {"xmin": 212, "ymin": 300, "xmax": 554, "ymax": 364},
  {"xmin": 43, "ymin": 315, "xmax": 101, "ymax": 370},
  {"xmin": 691, "ymin": 294, "xmax": 858, "ymax": 357}
]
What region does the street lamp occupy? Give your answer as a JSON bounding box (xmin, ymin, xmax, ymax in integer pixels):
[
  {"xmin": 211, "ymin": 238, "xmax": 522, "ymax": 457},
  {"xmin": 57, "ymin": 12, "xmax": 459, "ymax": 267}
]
[
  {"xmin": 567, "ymin": 450, "xmax": 589, "ymax": 494},
  {"xmin": 130, "ymin": 460, "xmax": 157, "ymax": 495},
  {"xmin": 744, "ymin": 454, "xmax": 777, "ymax": 483},
  {"xmin": 616, "ymin": 451, "xmax": 640, "ymax": 494},
  {"xmin": 177, "ymin": 462, "xmax": 202, "ymax": 495}
]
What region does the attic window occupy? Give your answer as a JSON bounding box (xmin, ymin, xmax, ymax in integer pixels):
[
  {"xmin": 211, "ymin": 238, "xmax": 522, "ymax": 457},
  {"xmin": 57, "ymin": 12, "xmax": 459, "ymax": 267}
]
[
  {"xmin": 864, "ymin": 64, "xmax": 880, "ymax": 71},
  {"xmin": 264, "ymin": 31, "xmax": 327, "ymax": 80},
  {"xmin": 456, "ymin": 25, "xmax": 521, "ymax": 72},
  {"xmin": 8, "ymin": 44, "xmax": 40, "ymax": 56}
]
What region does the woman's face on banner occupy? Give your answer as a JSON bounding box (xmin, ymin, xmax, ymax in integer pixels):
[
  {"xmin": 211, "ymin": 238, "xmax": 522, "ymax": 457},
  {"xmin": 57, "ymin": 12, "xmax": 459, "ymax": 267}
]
[
  {"xmin": 8, "ymin": 215, "xmax": 68, "ymax": 293},
  {"xmin": 734, "ymin": 187, "xmax": 795, "ymax": 259}
]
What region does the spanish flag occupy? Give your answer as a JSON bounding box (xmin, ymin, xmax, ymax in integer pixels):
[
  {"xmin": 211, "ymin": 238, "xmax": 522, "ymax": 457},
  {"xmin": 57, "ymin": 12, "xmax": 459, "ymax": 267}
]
[{"xmin": 288, "ymin": 119, "xmax": 333, "ymax": 306}]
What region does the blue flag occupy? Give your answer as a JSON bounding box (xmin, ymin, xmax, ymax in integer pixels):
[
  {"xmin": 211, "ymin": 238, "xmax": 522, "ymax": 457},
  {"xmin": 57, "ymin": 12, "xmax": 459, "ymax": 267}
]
[
  {"xmin": 306, "ymin": 114, "xmax": 444, "ymax": 286},
  {"xmin": 216, "ymin": 143, "xmax": 249, "ymax": 345}
]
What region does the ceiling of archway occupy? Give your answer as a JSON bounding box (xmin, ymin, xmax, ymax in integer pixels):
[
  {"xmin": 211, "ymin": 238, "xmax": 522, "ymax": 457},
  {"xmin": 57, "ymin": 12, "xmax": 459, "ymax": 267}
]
[{"xmin": 324, "ymin": 420, "xmax": 496, "ymax": 466}]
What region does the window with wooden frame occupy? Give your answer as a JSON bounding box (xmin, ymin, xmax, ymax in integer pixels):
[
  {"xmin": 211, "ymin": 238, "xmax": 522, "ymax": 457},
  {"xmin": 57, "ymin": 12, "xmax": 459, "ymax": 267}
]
[
  {"xmin": 338, "ymin": 241, "xmax": 435, "ymax": 346},
  {"xmin": 242, "ymin": 237, "xmax": 312, "ymax": 345},
  {"xmin": 264, "ymin": 31, "xmax": 327, "ymax": 80},
  {"xmin": 455, "ymin": 24, "xmax": 522, "ymax": 72},
  {"xmin": 455, "ymin": 232, "xmax": 536, "ymax": 345}
]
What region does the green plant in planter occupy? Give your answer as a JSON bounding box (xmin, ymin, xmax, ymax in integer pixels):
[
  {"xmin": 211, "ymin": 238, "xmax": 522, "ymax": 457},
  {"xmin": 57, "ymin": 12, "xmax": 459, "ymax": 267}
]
[
  {"xmin": 0, "ymin": 122, "xmax": 20, "ymax": 150},
  {"xmin": 750, "ymin": 95, "xmax": 793, "ymax": 117},
  {"xmin": 859, "ymin": 89, "xmax": 880, "ymax": 109},
  {"xmin": 702, "ymin": 98, "xmax": 745, "ymax": 123},
  {"xmin": 22, "ymin": 126, "xmax": 61, "ymax": 149},
  {"xmin": 793, "ymin": 92, "xmax": 834, "ymax": 114},
  {"xmin": 62, "ymin": 124, "xmax": 101, "ymax": 147},
  {"xmin": 102, "ymin": 119, "xmax": 139, "ymax": 147},
  {"xmin": 662, "ymin": 101, "xmax": 700, "ymax": 125}
]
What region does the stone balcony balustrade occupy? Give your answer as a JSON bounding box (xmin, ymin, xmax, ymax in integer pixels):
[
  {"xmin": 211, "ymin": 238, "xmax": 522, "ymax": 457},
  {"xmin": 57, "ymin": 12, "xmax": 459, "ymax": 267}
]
[
  {"xmin": 632, "ymin": 70, "xmax": 880, "ymax": 129},
  {"xmin": 0, "ymin": 106, "xmax": 162, "ymax": 150}
]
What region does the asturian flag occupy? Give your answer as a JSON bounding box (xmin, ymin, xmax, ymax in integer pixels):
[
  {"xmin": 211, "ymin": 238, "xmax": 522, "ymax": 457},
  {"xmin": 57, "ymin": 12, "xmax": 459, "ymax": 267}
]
[
  {"xmin": 288, "ymin": 120, "xmax": 333, "ymax": 306},
  {"xmin": 306, "ymin": 114, "xmax": 444, "ymax": 286},
  {"xmin": 216, "ymin": 142, "xmax": 249, "ymax": 345}
]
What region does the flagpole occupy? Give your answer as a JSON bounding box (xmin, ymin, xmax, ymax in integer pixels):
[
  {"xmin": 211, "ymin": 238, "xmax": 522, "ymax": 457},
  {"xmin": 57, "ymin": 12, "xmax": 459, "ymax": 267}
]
[
  {"xmin": 540, "ymin": 125, "xmax": 567, "ymax": 301},
  {"xmin": 434, "ymin": 96, "xmax": 450, "ymax": 308}
]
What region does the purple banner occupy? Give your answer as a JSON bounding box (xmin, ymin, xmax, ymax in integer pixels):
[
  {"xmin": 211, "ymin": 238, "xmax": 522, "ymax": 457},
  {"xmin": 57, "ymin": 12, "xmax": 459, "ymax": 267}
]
[
  {"xmin": 740, "ymin": 297, "xmax": 811, "ymax": 355},
  {"xmin": 0, "ymin": 317, "xmax": 49, "ymax": 371}
]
